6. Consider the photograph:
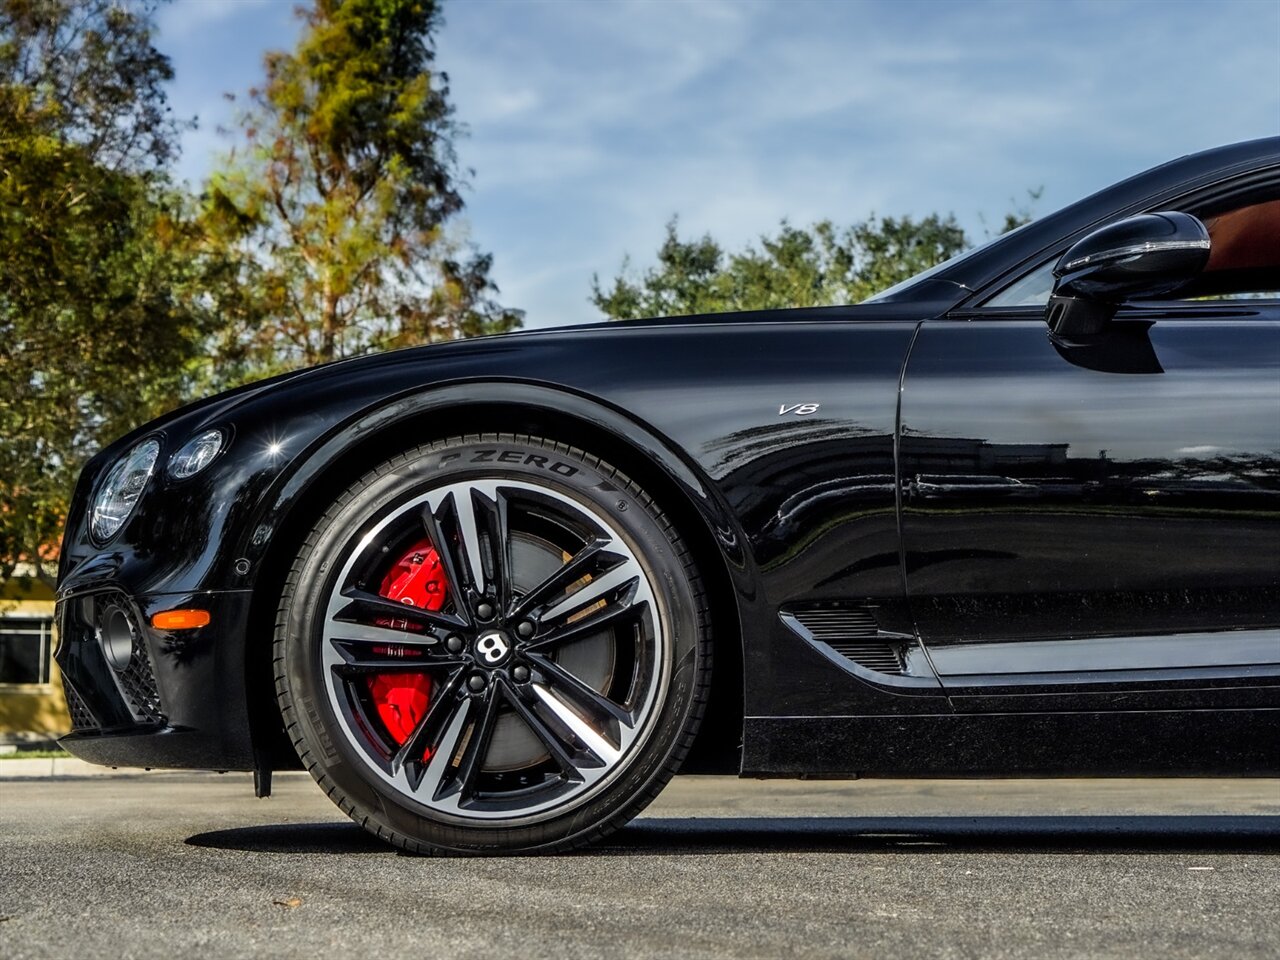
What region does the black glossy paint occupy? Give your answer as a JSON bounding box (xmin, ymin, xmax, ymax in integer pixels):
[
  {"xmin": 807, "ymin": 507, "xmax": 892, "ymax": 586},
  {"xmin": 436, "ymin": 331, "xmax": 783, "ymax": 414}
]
[
  {"xmin": 897, "ymin": 309, "xmax": 1280, "ymax": 719},
  {"xmin": 899, "ymin": 314, "xmax": 1280, "ymax": 638},
  {"xmin": 56, "ymin": 138, "xmax": 1280, "ymax": 778},
  {"xmin": 743, "ymin": 710, "xmax": 1280, "ymax": 777},
  {"xmin": 58, "ymin": 589, "xmax": 254, "ymax": 768}
]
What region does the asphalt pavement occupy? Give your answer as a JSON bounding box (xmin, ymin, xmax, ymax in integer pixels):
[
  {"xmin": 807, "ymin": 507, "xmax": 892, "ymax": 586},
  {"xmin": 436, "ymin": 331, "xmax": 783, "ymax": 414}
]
[{"xmin": 1, "ymin": 773, "xmax": 1277, "ymax": 959}]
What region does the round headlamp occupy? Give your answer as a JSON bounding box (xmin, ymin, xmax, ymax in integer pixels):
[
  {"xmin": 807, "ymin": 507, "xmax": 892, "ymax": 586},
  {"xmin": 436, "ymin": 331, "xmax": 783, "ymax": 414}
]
[
  {"xmin": 168, "ymin": 429, "xmax": 224, "ymax": 480},
  {"xmin": 90, "ymin": 438, "xmax": 161, "ymax": 543}
]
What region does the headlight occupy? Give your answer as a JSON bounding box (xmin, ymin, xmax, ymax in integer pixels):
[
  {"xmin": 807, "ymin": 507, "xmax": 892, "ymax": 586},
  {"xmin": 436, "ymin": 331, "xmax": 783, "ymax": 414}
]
[
  {"xmin": 167, "ymin": 429, "xmax": 224, "ymax": 480},
  {"xmin": 90, "ymin": 438, "xmax": 161, "ymax": 543}
]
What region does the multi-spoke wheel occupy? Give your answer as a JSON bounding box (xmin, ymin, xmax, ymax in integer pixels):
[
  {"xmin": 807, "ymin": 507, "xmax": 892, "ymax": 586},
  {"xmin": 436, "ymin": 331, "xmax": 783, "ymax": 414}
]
[{"xmin": 275, "ymin": 434, "xmax": 711, "ymax": 854}]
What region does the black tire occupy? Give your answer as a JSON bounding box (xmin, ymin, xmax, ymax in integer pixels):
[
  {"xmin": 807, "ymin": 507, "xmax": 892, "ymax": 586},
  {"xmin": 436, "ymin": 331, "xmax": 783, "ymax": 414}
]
[{"xmin": 274, "ymin": 433, "xmax": 712, "ymax": 854}]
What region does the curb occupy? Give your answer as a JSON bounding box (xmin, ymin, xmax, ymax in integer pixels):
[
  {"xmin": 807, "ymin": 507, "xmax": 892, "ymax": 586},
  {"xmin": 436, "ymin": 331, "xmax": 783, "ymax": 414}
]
[{"xmin": 0, "ymin": 757, "xmax": 183, "ymax": 779}]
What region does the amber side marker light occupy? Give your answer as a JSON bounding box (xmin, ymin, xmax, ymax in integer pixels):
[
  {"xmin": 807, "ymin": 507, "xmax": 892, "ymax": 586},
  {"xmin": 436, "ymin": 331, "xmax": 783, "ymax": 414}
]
[{"xmin": 151, "ymin": 609, "xmax": 211, "ymax": 630}]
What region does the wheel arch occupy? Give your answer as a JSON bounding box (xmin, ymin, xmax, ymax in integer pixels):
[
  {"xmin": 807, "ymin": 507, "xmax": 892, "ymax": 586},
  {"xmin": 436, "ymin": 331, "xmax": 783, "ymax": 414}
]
[{"xmin": 244, "ymin": 382, "xmax": 748, "ymax": 776}]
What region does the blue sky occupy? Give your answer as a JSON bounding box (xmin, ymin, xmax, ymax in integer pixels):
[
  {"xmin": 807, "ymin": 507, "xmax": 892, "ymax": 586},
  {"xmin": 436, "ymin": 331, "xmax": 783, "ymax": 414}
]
[{"xmin": 158, "ymin": 0, "xmax": 1280, "ymax": 328}]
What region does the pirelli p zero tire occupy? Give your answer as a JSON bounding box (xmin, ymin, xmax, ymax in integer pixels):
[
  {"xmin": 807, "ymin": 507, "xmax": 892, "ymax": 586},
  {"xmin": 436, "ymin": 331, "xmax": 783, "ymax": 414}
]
[{"xmin": 274, "ymin": 433, "xmax": 712, "ymax": 855}]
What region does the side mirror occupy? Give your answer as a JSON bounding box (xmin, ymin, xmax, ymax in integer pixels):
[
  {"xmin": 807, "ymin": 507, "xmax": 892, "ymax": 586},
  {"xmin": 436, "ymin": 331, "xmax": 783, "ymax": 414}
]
[{"xmin": 1045, "ymin": 211, "xmax": 1210, "ymax": 336}]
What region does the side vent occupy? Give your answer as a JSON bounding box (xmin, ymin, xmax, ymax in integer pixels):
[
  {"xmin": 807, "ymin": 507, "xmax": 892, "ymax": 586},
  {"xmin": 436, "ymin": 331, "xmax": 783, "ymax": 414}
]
[{"xmin": 783, "ymin": 604, "xmax": 909, "ymax": 677}]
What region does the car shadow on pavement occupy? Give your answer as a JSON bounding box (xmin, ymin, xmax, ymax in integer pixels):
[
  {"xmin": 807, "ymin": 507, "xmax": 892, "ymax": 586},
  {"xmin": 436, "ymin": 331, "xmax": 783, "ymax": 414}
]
[
  {"xmin": 185, "ymin": 815, "xmax": 1280, "ymax": 857},
  {"xmin": 593, "ymin": 816, "xmax": 1280, "ymax": 856}
]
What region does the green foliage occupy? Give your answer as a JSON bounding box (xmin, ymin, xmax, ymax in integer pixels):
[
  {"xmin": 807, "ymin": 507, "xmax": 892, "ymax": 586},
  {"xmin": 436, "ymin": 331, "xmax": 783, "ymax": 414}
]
[
  {"xmin": 204, "ymin": 0, "xmax": 521, "ymax": 379},
  {"xmin": 590, "ymin": 204, "xmax": 1037, "ymax": 321},
  {"xmin": 0, "ymin": 0, "xmax": 179, "ymax": 170},
  {"xmin": 0, "ymin": 747, "xmax": 67, "ymax": 759},
  {"xmin": 0, "ymin": 0, "xmax": 219, "ymax": 584}
]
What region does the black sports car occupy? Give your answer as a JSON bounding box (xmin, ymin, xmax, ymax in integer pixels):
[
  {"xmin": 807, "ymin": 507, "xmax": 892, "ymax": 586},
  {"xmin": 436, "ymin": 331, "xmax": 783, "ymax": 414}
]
[{"xmin": 56, "ymin": 139, "xmax": 1280, "ymax": 854}]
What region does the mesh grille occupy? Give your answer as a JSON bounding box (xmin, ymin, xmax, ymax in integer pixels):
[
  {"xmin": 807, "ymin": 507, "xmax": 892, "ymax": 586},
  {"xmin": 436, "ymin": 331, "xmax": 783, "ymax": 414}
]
[
  {"xmin": 117, "ymin": 636, "xmax": 164, "ymax": 723},
  {"xmin": 788, "ymin": 605, "xmax": 907, "ymax": 676},
  {"xmin": 97, "ymin": 591, "xmax": 165, "ymax": 725},
  {"xmin": 64, "ymin": 680, "xmax": 98, "ymax": 731}
]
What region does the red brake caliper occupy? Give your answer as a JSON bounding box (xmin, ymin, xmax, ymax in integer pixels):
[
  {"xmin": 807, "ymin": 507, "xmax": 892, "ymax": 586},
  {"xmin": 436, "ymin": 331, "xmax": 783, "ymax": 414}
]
[{"xmin": 367, "ymin": 538, "xmax": 449, "ymax": 759}]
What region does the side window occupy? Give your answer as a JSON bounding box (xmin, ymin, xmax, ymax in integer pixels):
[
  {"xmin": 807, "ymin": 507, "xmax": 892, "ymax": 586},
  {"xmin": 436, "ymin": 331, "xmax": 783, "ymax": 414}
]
[
  {"xmin": 984, "ymin": 260, "xmax": 1055, "ymax": 307},
  {"xmin": 985, "ymin": 182, "xmax": 1280, "ymax": 307},
  {"xmin": 0, "ymin": 616, "xmax": 54, "ymax": 688}
]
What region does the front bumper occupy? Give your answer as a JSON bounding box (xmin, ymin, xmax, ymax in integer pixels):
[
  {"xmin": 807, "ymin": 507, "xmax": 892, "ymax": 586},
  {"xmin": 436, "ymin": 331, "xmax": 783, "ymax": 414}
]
[{"xmin": 56, "ymin": 588, "xmax": 257, "ymax": 770}]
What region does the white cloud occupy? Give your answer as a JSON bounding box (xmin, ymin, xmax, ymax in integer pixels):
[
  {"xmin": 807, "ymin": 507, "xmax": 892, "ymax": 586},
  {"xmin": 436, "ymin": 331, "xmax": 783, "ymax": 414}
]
[
  {"xmin": 157, "ymin": 0, "xmax": 277, "ymax": 41},
  {"xmin": 437, "ymin": 0, "xmax": 1278, "ymax": 326},
  {"xmin": 162, "ymin": 0, "xmax": 1280, "ymax": 328}
]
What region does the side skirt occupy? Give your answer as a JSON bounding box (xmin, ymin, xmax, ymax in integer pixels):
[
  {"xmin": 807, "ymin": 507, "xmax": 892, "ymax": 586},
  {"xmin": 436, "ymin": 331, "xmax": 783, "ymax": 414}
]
[{"xmin": 741, "ymin": 709, "xmax": 1280, "ymax": 777}]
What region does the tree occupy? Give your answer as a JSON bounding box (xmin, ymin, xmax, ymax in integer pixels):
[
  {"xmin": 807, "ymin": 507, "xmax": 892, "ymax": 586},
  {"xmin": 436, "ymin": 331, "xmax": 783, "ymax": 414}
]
[
  {"xmin": 205, "ymin": 0, "xmax": 521, "ymax": 380},
  {"xmin": 590, "ymin": 204, "xmax": 1034, "ymax": 320},
  {"xmin": 0, "ymin": 0, "xmax": 179, "ymax": 170},
  {"xmin": 0, "ymin": 0, "xmax": 218, "ymax": 585}
]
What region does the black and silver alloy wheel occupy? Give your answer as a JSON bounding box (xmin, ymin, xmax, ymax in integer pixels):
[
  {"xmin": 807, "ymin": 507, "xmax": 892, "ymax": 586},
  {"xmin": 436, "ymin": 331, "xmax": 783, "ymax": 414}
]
[{"xmin": 275, "ymin": 434, "xmax": 711, "ymax": 854}]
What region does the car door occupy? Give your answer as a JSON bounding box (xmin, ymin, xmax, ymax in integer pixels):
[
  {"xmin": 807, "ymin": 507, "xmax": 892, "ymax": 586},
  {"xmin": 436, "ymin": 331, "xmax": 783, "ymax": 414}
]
[{"xmin": 897, "ymin": 180, "xmax": 1280, "ymax": 711}]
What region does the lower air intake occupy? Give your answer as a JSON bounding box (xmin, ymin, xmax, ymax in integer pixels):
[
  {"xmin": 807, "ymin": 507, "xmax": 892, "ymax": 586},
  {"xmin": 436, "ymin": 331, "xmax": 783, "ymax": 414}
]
[
  {"xmin": 64, "ymin": 680, "xmax": 98, "ymax": 731},
  {"xmin": 96, "ymin": 590, "xmax": 165, "ymax": 725}
]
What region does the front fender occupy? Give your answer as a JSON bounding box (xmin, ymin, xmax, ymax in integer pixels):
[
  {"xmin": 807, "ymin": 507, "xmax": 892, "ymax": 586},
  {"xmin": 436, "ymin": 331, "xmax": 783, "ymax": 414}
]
[{"xmin": 235, "ymin": 378, "xmax": 751, "ymax": 586}]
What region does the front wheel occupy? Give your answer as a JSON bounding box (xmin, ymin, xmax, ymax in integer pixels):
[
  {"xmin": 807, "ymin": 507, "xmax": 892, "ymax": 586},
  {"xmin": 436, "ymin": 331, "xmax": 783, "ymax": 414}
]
[{"xmin": 274, "ymin": 434, "xmax": 712, "ymax": 854}]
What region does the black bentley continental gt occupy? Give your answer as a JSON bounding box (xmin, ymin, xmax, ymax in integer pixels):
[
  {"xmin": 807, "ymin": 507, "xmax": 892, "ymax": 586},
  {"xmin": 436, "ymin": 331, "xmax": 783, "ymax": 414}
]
[{"xmin": 56, "ymin": 139, "xmax": 1280, "ymax": 854}]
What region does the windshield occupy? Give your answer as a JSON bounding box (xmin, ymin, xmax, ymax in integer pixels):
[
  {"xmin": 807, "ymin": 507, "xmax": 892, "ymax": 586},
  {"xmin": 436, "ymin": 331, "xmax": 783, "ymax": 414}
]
[{"xmin": 862, "ymin": 220, "xmax": 1036, "ymax": 303}]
